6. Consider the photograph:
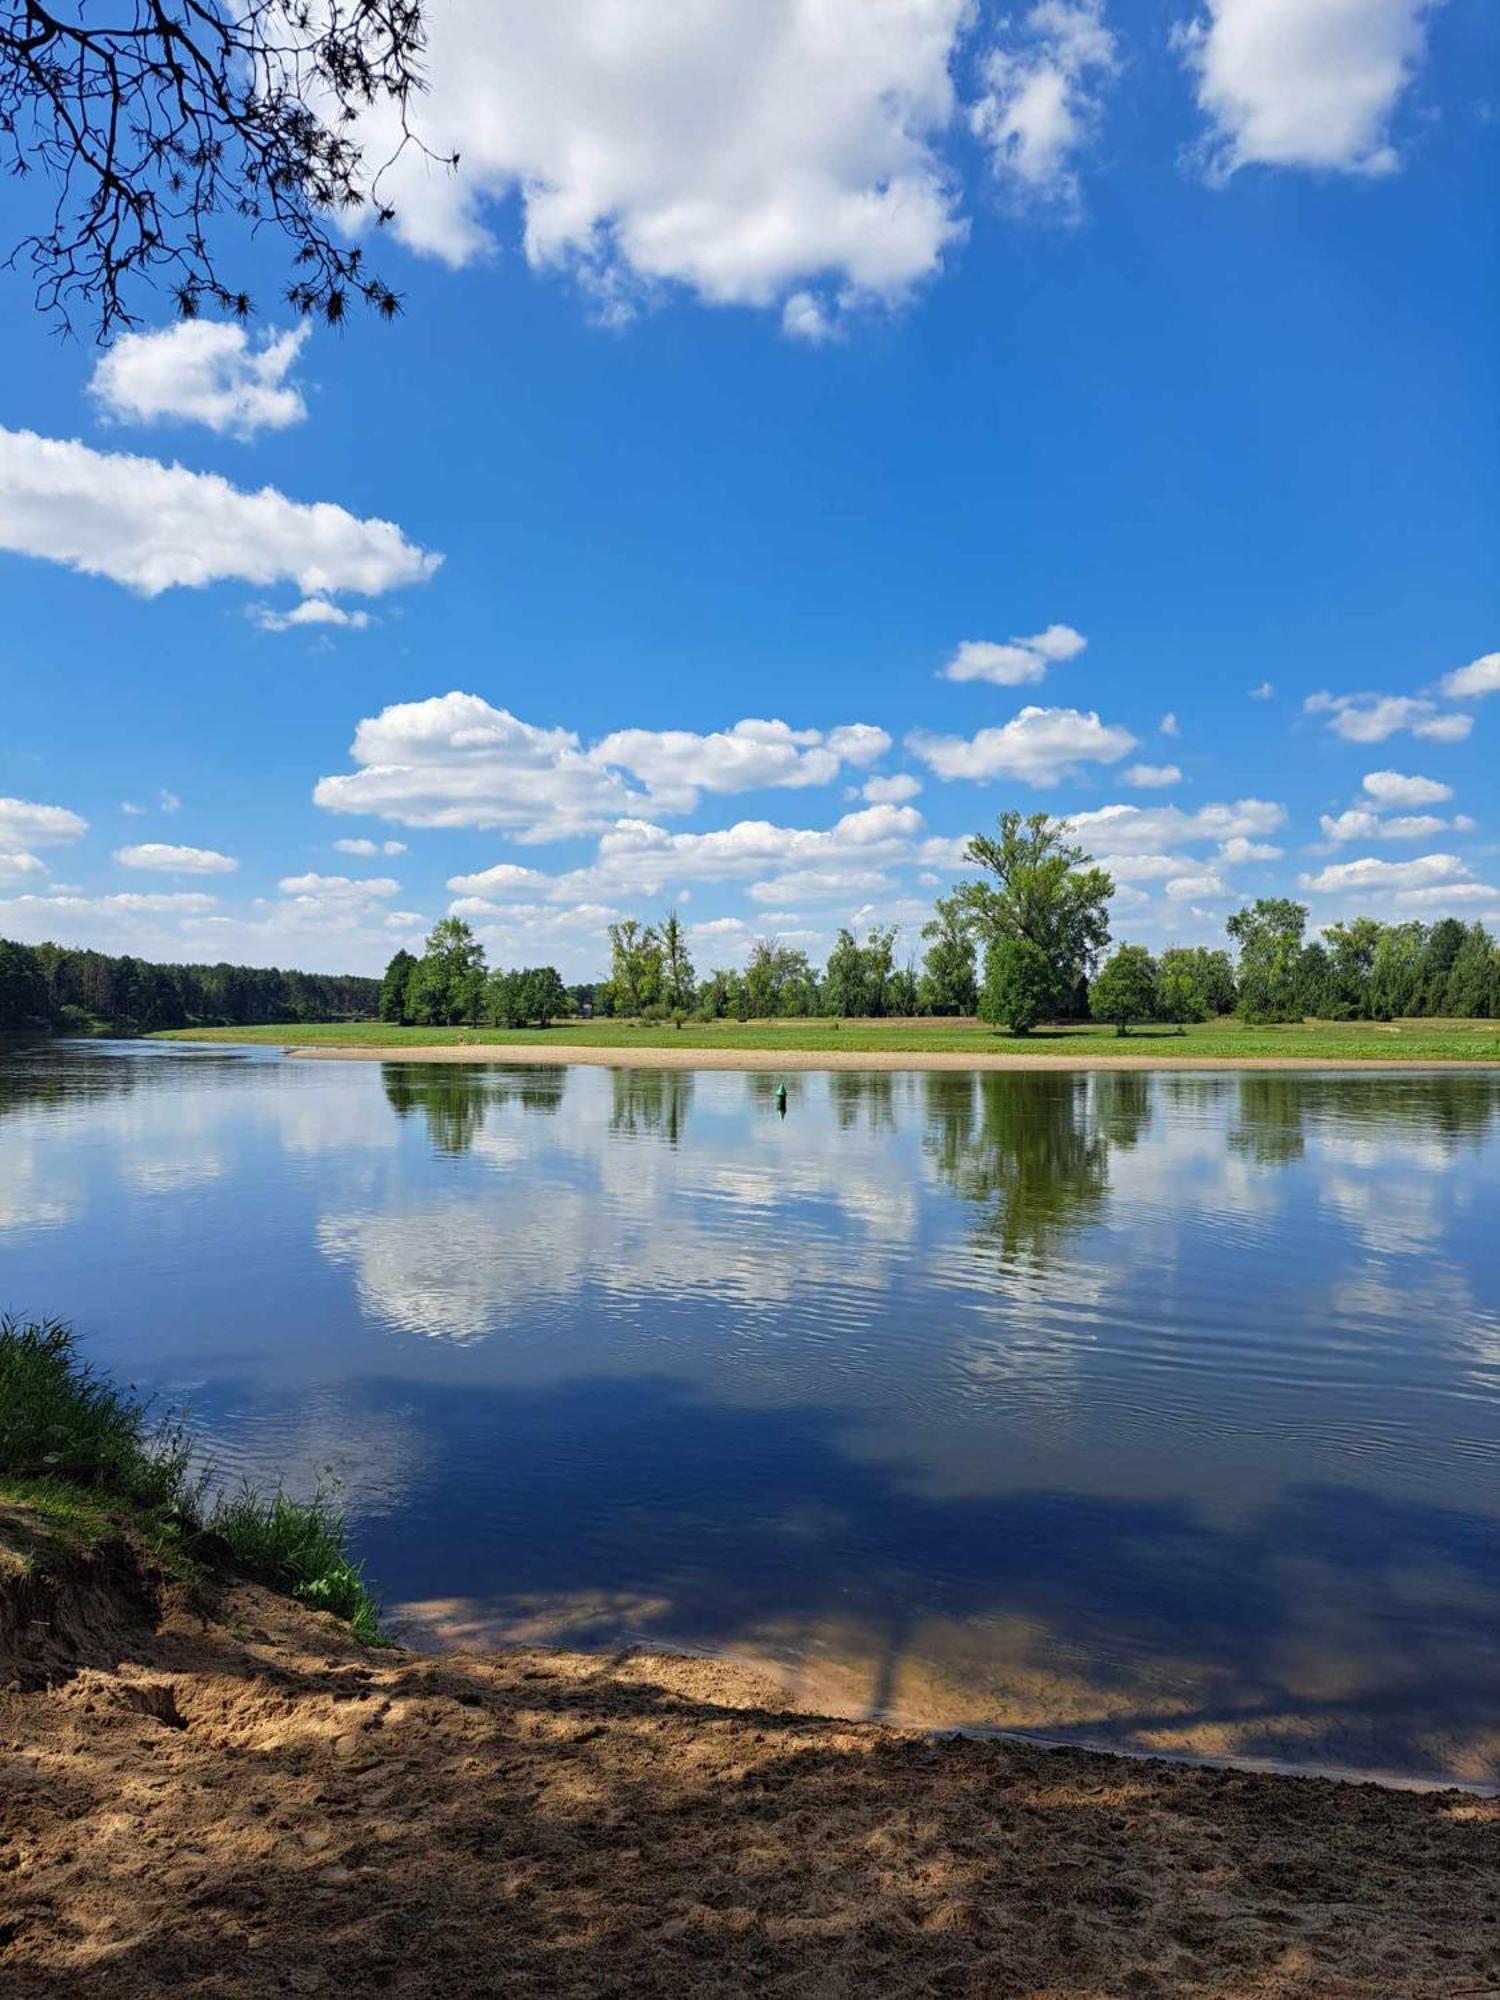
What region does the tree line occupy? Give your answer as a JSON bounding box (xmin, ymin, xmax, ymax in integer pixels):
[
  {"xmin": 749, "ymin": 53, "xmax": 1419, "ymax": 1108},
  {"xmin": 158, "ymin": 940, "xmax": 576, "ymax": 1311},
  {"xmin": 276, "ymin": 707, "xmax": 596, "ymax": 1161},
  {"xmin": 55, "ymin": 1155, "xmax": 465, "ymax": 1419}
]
[{"xmin": 0, "ymin": 937, "xmax": 378, "ymax": 1035}]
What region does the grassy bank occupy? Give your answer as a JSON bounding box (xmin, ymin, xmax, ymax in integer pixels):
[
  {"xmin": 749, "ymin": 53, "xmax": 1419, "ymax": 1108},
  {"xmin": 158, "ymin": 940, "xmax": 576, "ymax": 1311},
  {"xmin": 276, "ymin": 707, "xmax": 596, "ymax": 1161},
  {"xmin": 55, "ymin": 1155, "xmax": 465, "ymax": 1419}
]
[
  {"xmin": 0, "ymin": 1316, "xmax": 382, "ymax": 1643},
  {"xmin": 154, "ymin": 1014, "xmax": 1500, "ymax": 1063}
]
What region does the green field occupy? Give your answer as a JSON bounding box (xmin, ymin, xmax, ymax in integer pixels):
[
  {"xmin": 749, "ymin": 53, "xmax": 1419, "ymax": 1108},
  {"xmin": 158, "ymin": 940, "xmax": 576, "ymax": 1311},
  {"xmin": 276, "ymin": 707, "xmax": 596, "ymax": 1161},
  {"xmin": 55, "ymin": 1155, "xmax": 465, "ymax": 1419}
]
[{"xmin": 153, "ymin": 1016, "xmax": 1500, "ymax": 1062}]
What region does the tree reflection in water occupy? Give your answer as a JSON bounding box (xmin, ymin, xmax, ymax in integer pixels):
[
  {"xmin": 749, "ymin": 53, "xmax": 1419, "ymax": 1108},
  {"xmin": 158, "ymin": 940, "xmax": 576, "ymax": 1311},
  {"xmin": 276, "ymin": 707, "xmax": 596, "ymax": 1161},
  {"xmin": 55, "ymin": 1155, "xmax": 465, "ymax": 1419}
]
[
  {"xmin": 609, "ymin": 1068, "xmax": 694, "ymax": 1146},
  {"xmin": 381, "ymin": 1063, "xmax": 566, "ymax": 1155}
]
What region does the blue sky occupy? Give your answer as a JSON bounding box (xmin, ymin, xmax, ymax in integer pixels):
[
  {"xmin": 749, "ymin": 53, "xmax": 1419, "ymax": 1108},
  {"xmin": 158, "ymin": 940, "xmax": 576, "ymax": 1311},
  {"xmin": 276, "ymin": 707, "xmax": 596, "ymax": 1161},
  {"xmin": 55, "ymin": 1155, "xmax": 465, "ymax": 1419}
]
[{"xmin": 0, "ymin": 0, "xmax": 1495, "ymax": 980}]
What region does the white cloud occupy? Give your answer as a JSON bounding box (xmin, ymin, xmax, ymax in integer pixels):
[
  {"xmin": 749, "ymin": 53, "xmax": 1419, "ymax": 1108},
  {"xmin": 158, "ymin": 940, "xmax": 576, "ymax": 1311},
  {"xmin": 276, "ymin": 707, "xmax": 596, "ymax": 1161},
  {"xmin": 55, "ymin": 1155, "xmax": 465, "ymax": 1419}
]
[
  {"xmin": 1304, "ymin": 691, "xmax": 1472, "ymax": 744},
  {"xmin": 316, "ymin": 693, "xmax": 891, "ymax": 841},
  {"xmin": 159, "ymin": 791, "xmax": 182, "ymax": 813},
  {"xmin": 121, "ymin": 801, "xmax": 146, "ymax": 816},
  {"xmin": 1166, "ymin": 872, "xmax": 1227, "ymax": 899},
  {"xmin": 0, "ymin": 797, "xmax": 87, "ymax": 847},
  {"xmin": 357, "ymin": 0, "xmax": 971, "ymax": 335},
  {"xmin": 1441, "ymin": 651, "xmax": 1500, "ymax": 700},
  {"xmin": 1361, "ymin": 769, "xmax": 1452, "ymax": 807},
  {"xmin": 1318, "ymin": 809, "xmax": 1454, "ymax": 844},
  {"xmin": 1160, "ymin": 711, "xmax": 1180, "ymax": 736},
  {"xmin": 908, "ymin": 705, "xmax": 1136, "ymax": 785},
  {"xmin": 1250, "ymin": 680, "xmax": 1275, "ymax": 699},
  {"xmin": 88, "ymin": 322, "xmax": 311, "ymax": 437},
  {"xmin": 0, "ymin": 851, "xmax": 46, "ymax": 881},
  {"xmin": 940, "ymin": 623, "xmax": 1086, "ymax": 686},
  {"xmin": 861, "ymin": 772, "xmax": 922, "ymax": 804},
  {"xmin": 0, "ymin": 891, "xmax": 218, "ymax": 925},
  {"xmin": 277, "ymin": 873, "xmax": 401, "ymax": 901},
  {"xmin": 1067, "ymin": 798, "xmax": 1286, "ymax": 851},
  {"xmin": 746, "ymin": 867, "xmax": 893, "ymax": 903},
  {"xmin": 1123, "ymin": 763, "xmax": 1182, "ymax": 789},
  {"xmin": 333, "ymin": 837, "xmax": 407, "ymax": 857},
  {"xmin": 114, "ymin": 842, "xmax": 238, "ymax": 875},
  {"xmin": 253, "ymin": 597, "xmax": 373, "ymax": 634},
  {"xmin": 970, "ymin": 0, "xmax": 1119, "ymax": 211},
  {"xmin": 781, "ymin": 292, "xmax": 839, "ymax": 344},
  {"xmin": 0, "ymin": 428, "xmax": 439, "ymax": 601},
  {"xmin": 1300, "ymin": 852, "xmax": 1469, "ymax": 895},
  {"xmin": 450, "ymin": 802, "xmax": 927, "ymax": 907},
  {"xmin": 1177, "ymin": 0, "xmax": 1439, "ymax": 180},
  {"xmin": 1218, "ymin": 835, "xmax": 1283, "ymax": 863},
  {"xmin": 1097, "ymin": 851, "xmax": 1195, "ymax": 882},
  {"xmin": 591, "ymin": 717, "xmax": 889, "ymax": 808}
]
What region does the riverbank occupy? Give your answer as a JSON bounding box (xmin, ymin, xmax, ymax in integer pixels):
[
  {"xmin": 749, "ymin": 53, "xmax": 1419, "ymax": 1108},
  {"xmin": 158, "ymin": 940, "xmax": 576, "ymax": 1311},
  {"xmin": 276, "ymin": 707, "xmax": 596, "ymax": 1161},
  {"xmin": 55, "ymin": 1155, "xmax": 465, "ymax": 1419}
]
[
  {"xmin": 155, "ymin": 1015, "xmax": 1500, "ymax": 1069},
  {"xmin": 3, "ymin": 1513, "xmax": 1497, "ymax": 1998}
]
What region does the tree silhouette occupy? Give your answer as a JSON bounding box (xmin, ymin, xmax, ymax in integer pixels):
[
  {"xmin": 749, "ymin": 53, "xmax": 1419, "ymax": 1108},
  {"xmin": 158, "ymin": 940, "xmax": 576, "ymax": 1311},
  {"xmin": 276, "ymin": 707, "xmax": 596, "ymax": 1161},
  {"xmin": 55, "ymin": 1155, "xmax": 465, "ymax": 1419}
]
[{"xmin": 1, "ymin": 0, "xmax": 449, "ymax": 337}]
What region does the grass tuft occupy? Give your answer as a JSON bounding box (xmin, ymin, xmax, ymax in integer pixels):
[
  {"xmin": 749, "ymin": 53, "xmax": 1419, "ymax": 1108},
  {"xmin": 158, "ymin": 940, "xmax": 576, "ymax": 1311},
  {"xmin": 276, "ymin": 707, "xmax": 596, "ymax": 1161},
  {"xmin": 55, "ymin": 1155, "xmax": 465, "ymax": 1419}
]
[
  {"xmin": 210, "ymin": 1483, "xmax": 384, "ymax": 1645},
  {"xmin": 0, "ymin": 1316, "xmax": 384, "ymax": 1642}
]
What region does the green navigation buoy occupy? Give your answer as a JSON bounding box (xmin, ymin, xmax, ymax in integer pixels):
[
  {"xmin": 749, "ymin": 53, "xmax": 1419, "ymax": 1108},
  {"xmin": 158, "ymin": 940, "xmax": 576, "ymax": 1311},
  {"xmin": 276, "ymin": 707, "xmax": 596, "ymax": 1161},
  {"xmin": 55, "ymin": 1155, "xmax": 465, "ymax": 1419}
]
[{"xmin": 775, "ymin": 1081, "xmax": 788, "ymax": 1118}]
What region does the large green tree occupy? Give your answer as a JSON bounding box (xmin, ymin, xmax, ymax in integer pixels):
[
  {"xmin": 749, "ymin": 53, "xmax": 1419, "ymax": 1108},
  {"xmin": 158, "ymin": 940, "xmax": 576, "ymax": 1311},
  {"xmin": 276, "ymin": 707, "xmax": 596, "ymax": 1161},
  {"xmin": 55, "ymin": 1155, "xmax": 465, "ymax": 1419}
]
[
  {"xmin": 379, "ymin": 949, "xmax": 418, "ymax": 1024},
  {"xmin": 956, "ymin": 812, "xmax": 1113, "ymax": 1018},
  {"xmin": 1090, "ymin": 944, "xmax": 1159, "ymax": 1036},
  {"xmin": 1226, "ymin": 898, "xmax": 1307, "ymax": 1023},
  {"xmin": 919, "ymin": 894, "xmax": 978, "ymax": 1015},
  {"xmin": 978, "ymin": 936, "xmax": 1053, "ymax": 1035},
  {"xmin": 659, "ymin": 911, "xmax": 696, "ymax": 1013},
  {"xmin": 409, "ymin": 918, "xmax": 487, "ymax": 1026}
]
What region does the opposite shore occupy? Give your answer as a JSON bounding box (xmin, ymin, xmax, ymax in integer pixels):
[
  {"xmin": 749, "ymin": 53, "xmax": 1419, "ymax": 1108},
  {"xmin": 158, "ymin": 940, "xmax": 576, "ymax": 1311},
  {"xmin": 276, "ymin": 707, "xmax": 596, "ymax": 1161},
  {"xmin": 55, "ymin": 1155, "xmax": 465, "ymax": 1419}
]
[{"xmin": 285, "ymin": 1039, "xmax": 1500, "ymax": 1072}]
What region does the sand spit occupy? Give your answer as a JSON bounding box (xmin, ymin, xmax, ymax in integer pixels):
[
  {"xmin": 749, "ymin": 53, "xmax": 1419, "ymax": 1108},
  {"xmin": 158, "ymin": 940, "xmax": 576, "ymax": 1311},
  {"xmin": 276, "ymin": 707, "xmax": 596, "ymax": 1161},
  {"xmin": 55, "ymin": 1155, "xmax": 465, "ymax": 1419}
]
[{"xmin": 290, "ymin": 1041, "xmax": 1500, "ymax": 1074}]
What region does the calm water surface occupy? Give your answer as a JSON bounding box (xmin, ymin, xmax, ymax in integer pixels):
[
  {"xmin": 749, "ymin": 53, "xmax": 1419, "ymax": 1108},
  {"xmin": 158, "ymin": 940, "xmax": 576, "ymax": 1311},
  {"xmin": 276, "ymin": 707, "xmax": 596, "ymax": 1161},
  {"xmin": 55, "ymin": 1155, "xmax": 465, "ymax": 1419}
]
[{"xmin": 4, "ymin": 1040, "xmax": 1498, "ymax": 1783}]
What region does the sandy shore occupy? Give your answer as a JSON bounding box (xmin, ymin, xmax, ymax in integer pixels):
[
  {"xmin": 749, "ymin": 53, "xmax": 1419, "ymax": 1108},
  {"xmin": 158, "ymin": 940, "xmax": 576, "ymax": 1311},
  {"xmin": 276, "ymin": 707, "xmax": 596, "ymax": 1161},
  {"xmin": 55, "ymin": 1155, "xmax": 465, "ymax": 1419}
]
[
  {"xmin": 290, "ymin": 1040, "xmax": 1500, "ymax": 1073},
  {"xmin": 4, "ymin": 1521, "xmax": 1497, "ymax": 1997}
]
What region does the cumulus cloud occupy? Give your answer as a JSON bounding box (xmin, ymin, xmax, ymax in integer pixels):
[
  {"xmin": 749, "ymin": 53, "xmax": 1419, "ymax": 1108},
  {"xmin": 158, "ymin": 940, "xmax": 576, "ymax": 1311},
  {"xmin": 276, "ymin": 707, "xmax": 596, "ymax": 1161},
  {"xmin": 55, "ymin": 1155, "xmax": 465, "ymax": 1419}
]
[
  {"xmin": 0, "ymin": 428, "xmax": 439, "ymax": 603},
  {"xmin": 450, "ymin": 803, "xmax": 926, "ymax": 907},
  {"xmin": 0, "ymin": 891, "xmax": 218, "ymax": 925},
  {"xmin": 0, "ymin": 797, "xmax": 87, "ymax": 847},
  {"xmin": 1160, "ymin": 711, "xmax": 1181, "ymax": 736},
  {"xmin": 1300, "ymin": 852, "xmax": 1470, "ymax": 895},
  {"xmin": 253, "ymin": 598, "xmax": 373, "ymax": 634},
  {"xmin": 333, "ymin": 838, "xmax": 407, "ymax": 857},
  {"xmin": 1303, "ymin": 691, "xmax": 1472, "ymax": 744},
  {"xmin": 355, "ymin": 0, "xmax": 971, "ymax": 335},
  {"xmin": 1250, "ymin": 681, "xmax": 1275, "ymax": 700},
  {"xmin": 114, "ymin": 843, "xmax": 238, "ymax": 875},
  {"xmin": 1441, "ymin": 651, "xmax": 1500, "ymax": 700},
  {"xmin": 1066, "ymin": 798, "xmax": 1286, "ymax": 851},
  {"xmin": 861, "ymin": 772, "xmax": 922, "ymax": 804},
  {"xmin": 940, "ymin": 624, "xmax": 1086, "ymax": 686},
  {"xmin": 277, "ymin": 873, "xmax": 401, "ymax": 901},
  {"xmin": 1361, "ymin": 769, "xmax": 1453, "ymax": 807},
  {"xmin": 1176, "ymin": 0, "xmax": 1440, "ymax": 180},
  {"xmin": 591, "ymin": 717, "xmax": 889, "ymax": 809},
  {"xmin": 1217, "ymin": 835, "xmax": 1283, "ymax": 863},
  {"xmin": 1122, "ymin": 763, "xmax": 1182, "ymax": 789},
  {"xmin": 0, "ymin": 852, "xmax": 46, "ymax": 881},
  {"xmin": 908, "ymin": 706, "xmax": 1135, "ymax": 785},
  {"xmin": 1318, "ymin": 809, "xmax": 1452, "ymax": 844},
  {"xmin": 88, "ymin": 322, "xmax": 311, "ymax": 437},
  {"xmin": 970, "ymin": 0, "xmax": 1119, "ymax": 211},
  {"xmin": 315, "ymin": 693, "xmax": 891, "ymax": 841},
  {"xmin": 1165, "ymin": 872, "xmax": 1227, "ymax": 899}
]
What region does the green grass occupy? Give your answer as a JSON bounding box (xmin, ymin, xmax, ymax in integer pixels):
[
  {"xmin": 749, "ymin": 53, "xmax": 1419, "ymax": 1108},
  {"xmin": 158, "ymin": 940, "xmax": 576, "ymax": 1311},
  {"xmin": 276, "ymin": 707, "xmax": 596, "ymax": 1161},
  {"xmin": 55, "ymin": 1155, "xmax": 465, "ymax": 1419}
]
[
  {"xmin": 0, "ymin": 1316, "xmax": 383, "ymax": 1640},
  {"xmin": 154, "ymin": 1015, "xmax": 1500, "ymax": 1063}
]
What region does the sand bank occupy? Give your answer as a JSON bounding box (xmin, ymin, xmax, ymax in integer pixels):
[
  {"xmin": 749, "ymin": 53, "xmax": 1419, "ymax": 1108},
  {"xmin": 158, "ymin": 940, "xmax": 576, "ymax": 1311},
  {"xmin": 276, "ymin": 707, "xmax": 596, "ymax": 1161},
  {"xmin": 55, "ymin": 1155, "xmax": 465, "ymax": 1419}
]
[
  {"xmin": 290, "ymin": 1041, "xmax": 1500, "ymax": 1073},
  {"xmin": 3, "ymin": 1523, "xmax": 1496, "ymax": 1997}
]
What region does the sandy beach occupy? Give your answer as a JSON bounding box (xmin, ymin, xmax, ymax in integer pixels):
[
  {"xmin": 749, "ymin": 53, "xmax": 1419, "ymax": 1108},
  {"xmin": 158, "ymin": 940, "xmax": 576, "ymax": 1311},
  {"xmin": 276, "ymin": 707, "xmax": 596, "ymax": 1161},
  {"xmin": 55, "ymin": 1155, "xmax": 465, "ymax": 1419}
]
[
  {"xmin": 3, "ymin": 1527, "xmax": 1497, "ymax": 1998},
  {"xmin": 290, "ymin": 1040, "xmax": 1500, "ymax": 1073}
]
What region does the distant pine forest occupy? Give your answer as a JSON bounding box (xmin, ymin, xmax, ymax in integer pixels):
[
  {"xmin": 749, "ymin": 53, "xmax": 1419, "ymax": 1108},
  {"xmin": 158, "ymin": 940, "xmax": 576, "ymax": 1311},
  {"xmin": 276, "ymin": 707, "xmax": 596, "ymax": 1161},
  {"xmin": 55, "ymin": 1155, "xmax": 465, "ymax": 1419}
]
[{"xmin": 0, "ymin": 937, "xmax": 379, "ymax": 1036}]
